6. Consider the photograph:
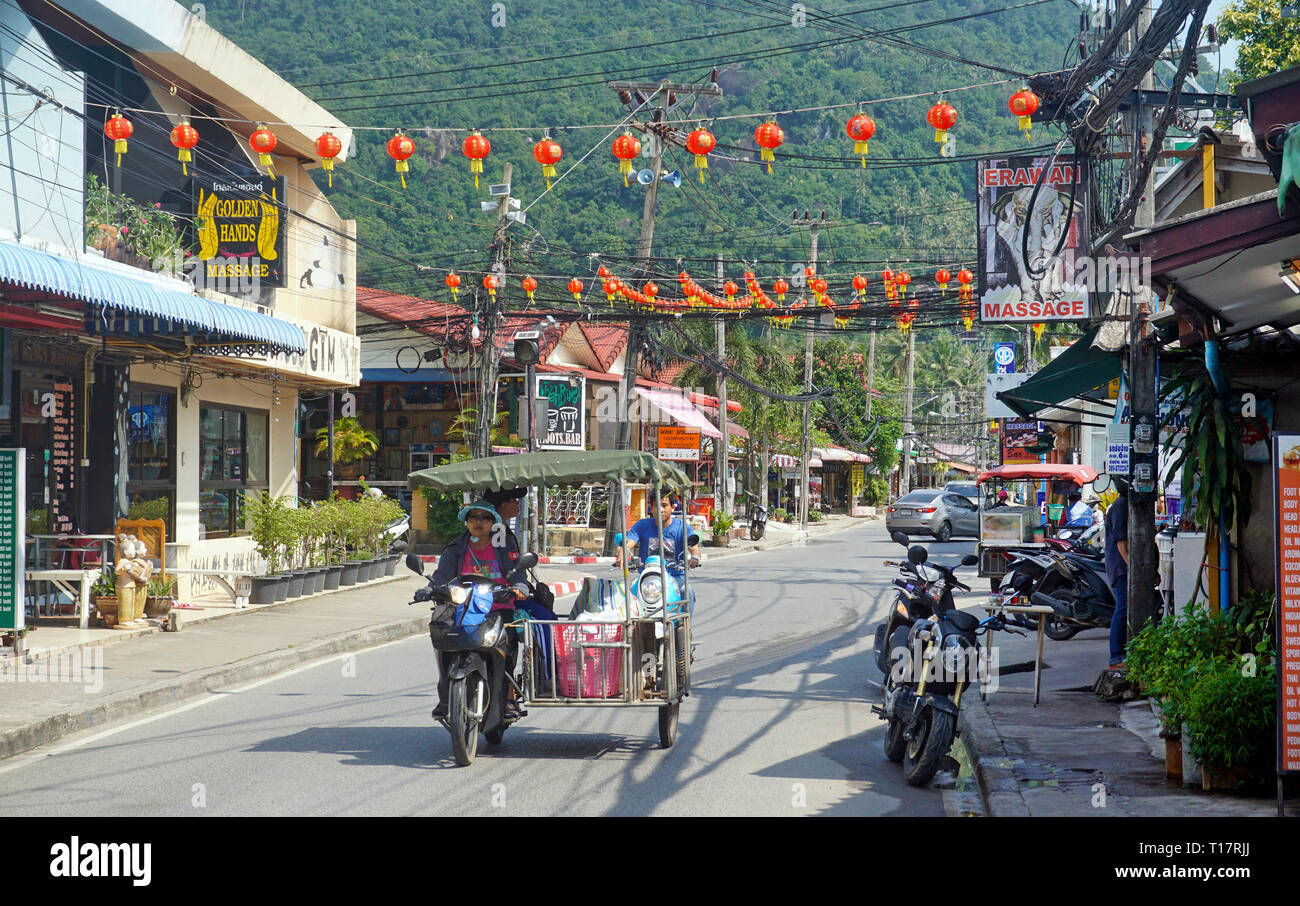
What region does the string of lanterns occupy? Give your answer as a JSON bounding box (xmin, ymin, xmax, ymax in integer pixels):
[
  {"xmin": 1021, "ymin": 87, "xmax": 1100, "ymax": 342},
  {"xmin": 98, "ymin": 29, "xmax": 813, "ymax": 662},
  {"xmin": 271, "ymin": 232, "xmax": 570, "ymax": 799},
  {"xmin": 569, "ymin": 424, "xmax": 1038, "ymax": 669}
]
[{"xmin": 98, "ymin": 87, "xmax": 1042, "ymax": 189}]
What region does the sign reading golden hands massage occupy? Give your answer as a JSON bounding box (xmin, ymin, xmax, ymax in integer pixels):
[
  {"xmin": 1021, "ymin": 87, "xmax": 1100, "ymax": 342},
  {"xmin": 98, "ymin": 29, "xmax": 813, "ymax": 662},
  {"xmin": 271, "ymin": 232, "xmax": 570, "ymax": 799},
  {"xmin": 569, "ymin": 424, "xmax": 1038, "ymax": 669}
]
[{"xmin": 193, "ymin": 176, "xmax": 286, "ymax": 287}]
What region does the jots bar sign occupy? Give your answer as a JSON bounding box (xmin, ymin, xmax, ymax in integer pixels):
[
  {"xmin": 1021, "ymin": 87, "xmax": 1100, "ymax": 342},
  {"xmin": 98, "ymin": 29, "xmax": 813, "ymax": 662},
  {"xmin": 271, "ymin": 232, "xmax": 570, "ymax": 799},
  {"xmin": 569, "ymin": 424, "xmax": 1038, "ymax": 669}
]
[
  {"xmin": 977, "ymin": 155, "xmax": 1089, "ymax": 323},
  {"xmin": 193, "ymin": 176, "xmax": 286, "ymax": 288}
]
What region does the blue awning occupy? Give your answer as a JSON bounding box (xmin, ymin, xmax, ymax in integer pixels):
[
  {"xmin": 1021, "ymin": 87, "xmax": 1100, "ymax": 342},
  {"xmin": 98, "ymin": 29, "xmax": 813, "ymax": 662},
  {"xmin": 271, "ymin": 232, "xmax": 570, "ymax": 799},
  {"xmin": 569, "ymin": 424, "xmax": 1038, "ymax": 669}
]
[
  {"xmin": 0, "ymin": 241, "xmax": 305, "ymax": 356},
  {"xmin": 361, "ymin": 368, "xmax": 456, "ymax": 383}
]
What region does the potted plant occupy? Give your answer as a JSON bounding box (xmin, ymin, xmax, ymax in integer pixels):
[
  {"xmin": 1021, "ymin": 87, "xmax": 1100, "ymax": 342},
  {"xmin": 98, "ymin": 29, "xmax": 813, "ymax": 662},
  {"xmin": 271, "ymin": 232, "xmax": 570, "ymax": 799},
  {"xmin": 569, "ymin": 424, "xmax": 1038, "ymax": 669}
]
[
  {"xmin": 144, "ymin": 575, "xmax": 177, "ymax": 618},
  {"xmin": 316, "ymin": 499, "xmax": 346, "ymax": 590},
  {"xmin": 1185, "ymin": 662, "xmax": 1276, "ymax": 791},
  {"xmin": 315, "ymin": 416, "xmax": 379, "ymax": 479},
  {"xmin": 91, "ymin": 570, "xmax": 119, "ymax": 627},
  {"xmin": 246, "ymin": 491, "xmax": 289, "ymax": 605},
  {"xmin": 709, "ymin": 510, "xmax": 735, "ymax": 547}
]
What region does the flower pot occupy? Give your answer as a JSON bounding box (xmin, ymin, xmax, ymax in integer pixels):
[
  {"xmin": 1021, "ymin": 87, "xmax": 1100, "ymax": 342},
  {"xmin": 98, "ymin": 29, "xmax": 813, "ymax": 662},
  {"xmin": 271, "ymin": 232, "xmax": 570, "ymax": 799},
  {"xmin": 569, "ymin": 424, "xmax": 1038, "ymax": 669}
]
[
  {"xmin": 323, "ymin": 565, "xmax": 343, "ymax": 591},
  {"xmin": 286, "ymin": 571, "xmax": 307, "ymax": 598},
  {"xmin": 383, "ymin": 555, "xmax": 398, "ymax": 577},
  {"xmin": 250, "ymin": 576, "xmax": 279, "ymax": 607},
  {"xmin": 360, "ymin": 559, "xmax": 379, "ymax": 582},
  {"xmin": 340, "ymin": 561, "xmax": 362, "ymax": 586},
  {"xmin": 309, "ymin": 568, "xmax": 327, "ymax": 595},
  {"xmin": 95, "ymin": 596, "xmax": 119, "ymax": 628},
  {"xmin": 1201, "ymin": 763, "xmax": 1254, "ymax": 791},
  {"xmin": 273, "ymin": 574, "xmax": 290, "ymax": 602},
  {"xmin": 144, "ymin": 595, "xmax": 173, "ymax": 619}
]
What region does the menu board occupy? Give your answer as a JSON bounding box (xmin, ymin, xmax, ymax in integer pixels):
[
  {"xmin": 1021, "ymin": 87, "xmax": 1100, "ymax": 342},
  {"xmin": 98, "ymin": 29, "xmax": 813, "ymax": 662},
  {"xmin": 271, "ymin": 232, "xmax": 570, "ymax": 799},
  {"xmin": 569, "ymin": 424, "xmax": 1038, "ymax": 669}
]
[
  {"xmin": 657, "ymin": 426, "xmax": 701, "ymax": 462},
  {"xmin": 1275, "ymin": 433, "xmax": 1300, "ymax": 774},
  {"xmin": 0, "ymin": 449, "xmax": 24, "ymax": 633},
  {"xmin": 1001, "ymin": 420, "xmax": 1041, "ymax": 465},
  {"xmin": 50, "ymin": 383, "xmax": 74, "ymax": 534}
]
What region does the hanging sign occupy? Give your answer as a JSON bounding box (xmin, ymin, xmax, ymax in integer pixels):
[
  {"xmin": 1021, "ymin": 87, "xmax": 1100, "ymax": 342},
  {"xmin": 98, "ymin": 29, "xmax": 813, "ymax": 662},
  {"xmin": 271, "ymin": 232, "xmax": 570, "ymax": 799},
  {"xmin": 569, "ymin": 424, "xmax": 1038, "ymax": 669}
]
[
  {"xmin": 1273, "ymin": 433, "xmax": 1300, "ymax": 774},
  {"xmin": 193, "ymin": 175, "xmax": 287, "ymax": 288},
  {"xmin": 977, "ymin": 154, "xmax": 1090, "ymax": 323},
  {"xmin": 658, "ymin": 426, "xmax": 701, "ymax": 462},
  {"xmin": 0, "ymin": 448, "xmax": 25, "ymax": 635},
  {"xmin": 1001, "ymin": 420, "xmax": 1041, "ymax": 465},
  {"xmin": 536, "ymin": 375, "xmax": 586, "ymax": 449}
]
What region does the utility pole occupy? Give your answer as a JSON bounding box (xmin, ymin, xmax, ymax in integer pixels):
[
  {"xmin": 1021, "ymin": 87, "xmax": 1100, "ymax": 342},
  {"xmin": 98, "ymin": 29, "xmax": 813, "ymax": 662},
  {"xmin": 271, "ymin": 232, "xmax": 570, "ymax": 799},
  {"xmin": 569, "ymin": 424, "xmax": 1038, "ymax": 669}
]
[
  {"xmin": 899, "ymin": 327, "xmax": 917, "ymax": 496},
  {"xmin": 865, "ymin": 329, "xmax": 876, "ymax": 420},
  {"xmin": 797, "ymin": 215, "xmax": 828, "ymax": 531},
  {"xmin": 715, "ymin": 251, "xmax": 729, "ymax": 516},
  {"xmin": 475, "ymin": 161, "xmax": 514, "ymax": 459},
  {"xmin": 1126, "ymin": 0, "xmax": 1159, "ymax": 638},
  {"xmin": 604, "ymin": 80, "xmax": 721, "ymax": 553}
]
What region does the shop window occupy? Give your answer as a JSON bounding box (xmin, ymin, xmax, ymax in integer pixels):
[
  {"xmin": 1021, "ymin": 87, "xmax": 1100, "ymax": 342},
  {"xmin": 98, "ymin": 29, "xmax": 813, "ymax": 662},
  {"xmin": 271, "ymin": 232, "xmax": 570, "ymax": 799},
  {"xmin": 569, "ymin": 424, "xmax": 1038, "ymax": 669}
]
[
  {"xmin": 199, "ymin": 405, "xmax": 268, "ymax": 538},
  {"xmin": 127, "ymin": 388, "xmax": 175, "ymax": 536}
]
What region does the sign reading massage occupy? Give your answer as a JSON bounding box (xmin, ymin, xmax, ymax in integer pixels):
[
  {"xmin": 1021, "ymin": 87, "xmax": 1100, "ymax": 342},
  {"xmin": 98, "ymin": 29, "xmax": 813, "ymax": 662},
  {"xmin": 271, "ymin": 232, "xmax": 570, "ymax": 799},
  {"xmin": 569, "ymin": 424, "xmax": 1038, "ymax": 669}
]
[
  {"xmin": 977, "ymin": 155, "xmax": 1089, "ymax": 323},
  {"xmin": 194, "ymin": 176, "xmax": 286, "ymax": 288},
  {"xmin": 536, "ymin": 376, "xmax": 586, "ymax": 449}
]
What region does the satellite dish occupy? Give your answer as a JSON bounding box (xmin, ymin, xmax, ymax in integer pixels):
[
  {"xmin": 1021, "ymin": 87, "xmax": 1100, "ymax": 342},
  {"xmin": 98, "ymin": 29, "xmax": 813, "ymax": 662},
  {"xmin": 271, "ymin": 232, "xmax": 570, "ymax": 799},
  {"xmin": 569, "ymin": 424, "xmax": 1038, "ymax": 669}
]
[
  {"xmin": 636, "ymin": 168, "xmax": 655, "ymax": 185},
  {"xmin": 661, "ymin": 170, "xmax": 681, "ymax": 188}
]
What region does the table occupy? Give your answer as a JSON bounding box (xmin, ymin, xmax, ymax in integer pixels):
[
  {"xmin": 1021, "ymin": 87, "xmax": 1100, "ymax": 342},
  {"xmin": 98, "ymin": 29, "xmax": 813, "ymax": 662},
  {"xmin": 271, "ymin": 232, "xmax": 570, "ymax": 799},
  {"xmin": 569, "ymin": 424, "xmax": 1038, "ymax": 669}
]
[
  {"xmin": 980, "ymin": 601, "xmax": 1055, "ymax": 706},
  {"xmin": 26, "ymin": 569, "xmax": 101, "ymax": 630},
  {"xmin": 27, "ymin": 534, "xmax": 115, "ymax": 570}
]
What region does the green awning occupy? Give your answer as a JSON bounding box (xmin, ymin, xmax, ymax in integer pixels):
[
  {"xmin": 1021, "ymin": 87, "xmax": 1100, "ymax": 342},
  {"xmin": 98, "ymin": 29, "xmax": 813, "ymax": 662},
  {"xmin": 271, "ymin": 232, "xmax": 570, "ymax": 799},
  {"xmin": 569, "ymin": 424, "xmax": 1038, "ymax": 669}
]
[
  {"xmin": 408, "ymin": 450, "xmax": 691, "ymax": 494},
  {"xmin": 996, "ymin": 326, "xmax": 1121, "ymax": 418}
]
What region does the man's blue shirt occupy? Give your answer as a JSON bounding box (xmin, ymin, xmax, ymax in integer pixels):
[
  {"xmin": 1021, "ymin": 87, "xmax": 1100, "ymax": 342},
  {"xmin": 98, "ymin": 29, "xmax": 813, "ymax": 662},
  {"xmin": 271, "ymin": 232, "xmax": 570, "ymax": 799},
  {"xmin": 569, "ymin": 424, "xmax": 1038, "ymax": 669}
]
[{"xmin": 627, "ymin": 515, "xmax": 689, "ymax": 567}]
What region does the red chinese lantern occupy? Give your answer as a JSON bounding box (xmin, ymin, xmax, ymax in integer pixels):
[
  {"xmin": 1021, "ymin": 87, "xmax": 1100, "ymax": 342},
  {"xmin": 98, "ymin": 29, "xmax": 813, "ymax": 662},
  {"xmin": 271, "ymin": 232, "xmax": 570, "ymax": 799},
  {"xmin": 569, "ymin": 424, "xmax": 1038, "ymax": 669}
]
[
  {"xmin": 611, "ymin": 132, "xmax": 641, "ymax": 186},
  {"xmin": 895, "ymin": 271, "xmax": 912, "ymax": 298},
  {"xmin": 810, "ymin": 277, "xmax": 828, "ymax": 301},
  {"xmin": 104, "ymin": 113, "xmax": 133, "ymax": 167},
  {"xmin": 603, "ymin": 279, "xmax": 618, "ymax": 302},
  {"xmin": 596, "ymin": 266, "xmax": 611, "ymax": 278},
  {"xmin": 897, "ymin": 299, "xmax": 918, "ymax": 335},
  {"xmin": 387, "ymin": 132, "xmax": 416, "ymax": 188},
  {"xmin": 723, "ymin": 280, "xmax": 738, "ymax": 302},
  {"xmin": 926, "ymin": 101, "xmax": 957, "ymax": 144},
  {"xmin": 956, "ymin": 267, "xmax": 974, "ymax": 301},
  {"xmin": 314, "ymin": 131, "xmax": 342, "ymax": 187},
  {"xmin": 532, "ymin": 137, "xmax": 562, "ymax": 189},
  {"xmin": 483, "ymin": 274, "xmax": 498, "ymax": 298},
  {"xmin": 685, "ymin": 128, "xmax": 716, "ymax": 182},
  {"xmin": 773, "ymin": 278, "xmax": 789, "ymax": 301},
  {"xmin": 935, "ymin": 268, "xmax": 951, "ymax": 294},
  {"xmin": 567, "ymin": 278, "xmax": 584, "ymax": 302},
  {"xmin": 644, "ymin": 282, "xmax": 659, "ymax": 300},
  {"xmin": 249, "ymin": 125, "xmax": 277, "ymax": 175},
  {"xmin": 462, "ymin": 131, "xmax": 491, "ymax": 188},
  {"xmin": 852, "ymin": 274, "xmax": 868, "ymax": 297},
  {"xmin": 845, "ymin": 114, "xmax": 876, "ymax": 166},
  {"xmin": 754, "ymin": 122, "xmax": 784, "ymax": 174},
  {"xmin": 445, "ymin": 272, "xmax": 460, "ymax": 298},
  {"xmin": 169, "ymin": 120, "xmax": 199, "ymax": 176},
  {"xmin": 521, "ymin": 276, "xmax": 538, "ymax": 301},
  {"xmin": 1009, "ymin": 89, "xmax": 1040, "ymax": 142},
  {"xmin": 881, "ymin": 268, "xmax": 894, "ymax": 286}
]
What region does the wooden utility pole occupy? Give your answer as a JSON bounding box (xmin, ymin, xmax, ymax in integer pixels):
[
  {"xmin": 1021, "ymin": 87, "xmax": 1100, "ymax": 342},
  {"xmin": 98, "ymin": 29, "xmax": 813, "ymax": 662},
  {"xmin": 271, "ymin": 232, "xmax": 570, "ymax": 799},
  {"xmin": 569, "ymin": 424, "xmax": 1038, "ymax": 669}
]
[
  {"xmin": 899, "ymin": 327, "xmax": 917, "ymax": 496},
  {"xmin": 865, "ymin": 330, "xmax": 876, "ymax": 420},
  {"xmin": 798, "ymin": 219, "xmax": 823, "ymax": 530},
  {"xmin": 475, "ymin": 162, "xmax": 514, "ymax": 458}
]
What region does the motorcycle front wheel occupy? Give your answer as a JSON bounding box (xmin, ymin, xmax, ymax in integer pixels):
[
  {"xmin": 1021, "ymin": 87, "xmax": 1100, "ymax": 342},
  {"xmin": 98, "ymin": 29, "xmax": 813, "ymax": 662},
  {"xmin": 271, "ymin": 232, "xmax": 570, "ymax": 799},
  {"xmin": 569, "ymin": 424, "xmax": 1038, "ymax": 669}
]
[
  {"xmin": 750, "ymin": 522, "xmax": 765, "ymax": 541},
  {"xmin": 903, "ymin": 706, "xmax": 955, "ymax": 786},
  {"xmin": 658, "ymin": 703, "xmax": 679, "ymax": 748},
  {"xmin": 449, "ymin": 675, "xmax": 483, "ymax": 766},
  {"xmin": 883, "ymin": 717, "xmax": 907, "ymax": 762}
]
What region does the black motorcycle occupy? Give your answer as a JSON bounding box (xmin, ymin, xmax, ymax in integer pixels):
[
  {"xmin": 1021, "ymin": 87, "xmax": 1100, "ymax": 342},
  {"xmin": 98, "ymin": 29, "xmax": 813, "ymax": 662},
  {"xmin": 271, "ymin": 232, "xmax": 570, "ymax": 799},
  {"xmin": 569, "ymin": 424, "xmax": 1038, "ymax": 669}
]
[
  {"xmin": 747, "ymin": 493, "xmax": 768, "ymax": 541},
  {"xmin": 406, "ymin": 551, "xmax": 539, "ymax": 766},
  {"xmin": 872, "ymin": 531, "xmax": 1014, "ymax": 786},
  {"xmin": 1000, "ymin": 543, "xmax": 1114, "ymax": 641}
]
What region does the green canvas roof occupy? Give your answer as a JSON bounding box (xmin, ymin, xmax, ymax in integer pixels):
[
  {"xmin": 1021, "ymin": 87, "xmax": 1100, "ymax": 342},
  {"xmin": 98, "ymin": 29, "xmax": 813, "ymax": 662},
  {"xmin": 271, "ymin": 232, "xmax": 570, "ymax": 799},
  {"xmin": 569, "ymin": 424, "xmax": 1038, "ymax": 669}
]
[
  {"xmin": 407, "ymin": 450, "xmax": 691, "ymax": 494},
  {"xmin": 996, "ymin": 325, "xmax": 1121, "ymax": 419}
]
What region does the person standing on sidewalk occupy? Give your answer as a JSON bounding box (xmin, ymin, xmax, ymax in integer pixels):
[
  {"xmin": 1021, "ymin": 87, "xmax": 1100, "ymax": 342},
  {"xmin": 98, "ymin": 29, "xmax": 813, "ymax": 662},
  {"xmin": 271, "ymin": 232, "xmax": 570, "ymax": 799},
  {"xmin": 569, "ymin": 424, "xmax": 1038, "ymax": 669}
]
[{"xmin": 1104, "ymin": 482, "xmax": 1129, "ymax": 669}]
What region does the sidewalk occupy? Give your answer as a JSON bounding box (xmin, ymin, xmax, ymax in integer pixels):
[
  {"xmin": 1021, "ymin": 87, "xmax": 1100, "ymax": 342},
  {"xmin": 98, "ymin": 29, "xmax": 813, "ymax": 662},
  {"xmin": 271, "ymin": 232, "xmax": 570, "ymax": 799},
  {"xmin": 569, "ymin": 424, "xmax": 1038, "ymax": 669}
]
[
  {"xmin": 0, "ymin": 514, "xmax": 870, "ymax": 764},
  {"xmin": 950, "ymin": 593, "xmax": 1296, "ymax": 817}
]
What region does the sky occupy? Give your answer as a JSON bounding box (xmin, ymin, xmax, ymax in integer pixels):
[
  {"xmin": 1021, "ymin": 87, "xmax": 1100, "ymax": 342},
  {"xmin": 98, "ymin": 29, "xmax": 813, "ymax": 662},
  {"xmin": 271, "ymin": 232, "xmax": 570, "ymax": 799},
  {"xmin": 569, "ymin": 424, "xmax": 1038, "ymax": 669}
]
[{"xmin": 1204, "ymin": 0, "xmax": 1239, "ymax": 75}]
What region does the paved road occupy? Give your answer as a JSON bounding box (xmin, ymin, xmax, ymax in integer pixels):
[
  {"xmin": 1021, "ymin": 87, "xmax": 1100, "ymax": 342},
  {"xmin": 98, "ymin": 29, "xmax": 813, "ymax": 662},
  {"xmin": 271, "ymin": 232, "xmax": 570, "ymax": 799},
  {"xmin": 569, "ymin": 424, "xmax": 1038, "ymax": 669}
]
[{"xmin": 0, "ymin": 523, "xmax": 976, "ymax": 816}]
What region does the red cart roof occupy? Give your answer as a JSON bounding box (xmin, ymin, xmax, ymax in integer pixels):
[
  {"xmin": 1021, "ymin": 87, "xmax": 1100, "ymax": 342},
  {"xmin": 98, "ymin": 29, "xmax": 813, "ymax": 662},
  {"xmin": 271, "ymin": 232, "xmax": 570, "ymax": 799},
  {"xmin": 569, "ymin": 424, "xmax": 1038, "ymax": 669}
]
[{"xmin": 977, "ymin": 464, "xmax": 1098, "ymax": 485}]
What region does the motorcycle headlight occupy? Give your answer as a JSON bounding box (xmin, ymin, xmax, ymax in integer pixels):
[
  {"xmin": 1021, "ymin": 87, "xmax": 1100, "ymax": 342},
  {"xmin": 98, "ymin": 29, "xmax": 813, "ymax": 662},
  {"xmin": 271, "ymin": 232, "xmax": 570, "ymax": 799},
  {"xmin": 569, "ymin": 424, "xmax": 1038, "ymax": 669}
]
[
  {"xmin": 481, "ymin": 619, "xmax": 502, "ymax": 646},
  {"xmin": 640, "ymin": 574, "xmax": 663, "ymax": 607},
  {"xmin": 449, "ymin": 584, "xmax": 470, "ymax": 605}
]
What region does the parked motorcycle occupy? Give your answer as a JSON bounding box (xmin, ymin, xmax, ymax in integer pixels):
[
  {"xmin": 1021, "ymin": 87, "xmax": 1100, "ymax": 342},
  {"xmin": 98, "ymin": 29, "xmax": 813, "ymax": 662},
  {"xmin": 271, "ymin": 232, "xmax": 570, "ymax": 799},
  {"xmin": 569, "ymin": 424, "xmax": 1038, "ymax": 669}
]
[
  {"xmin": 999, "ymin": 539, "xmax": 1114, "ymax": 640},
  {"xmin": 872, "ymin": 531, "xmax": 1014, "ymax": 786},
  {"xmin": 406, "ymin": 550, "xmax": 539, "ymax": 766},
  {"xmin": 747, "ymin": 494, "xmax": 768, "ymax": 541}
]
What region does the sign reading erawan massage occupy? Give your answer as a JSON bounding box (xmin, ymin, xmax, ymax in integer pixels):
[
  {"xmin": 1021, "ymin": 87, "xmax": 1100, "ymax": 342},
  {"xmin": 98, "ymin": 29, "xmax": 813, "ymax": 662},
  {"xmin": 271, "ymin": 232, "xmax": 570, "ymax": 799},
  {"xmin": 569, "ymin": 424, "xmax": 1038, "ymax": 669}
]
[
  {"xmin": 193, "ymin": 176, "xmax": 286, "ymax": 288},
  {"xmin": 977, "ymin": 155, "xmax": 1089, "ymax": 323}
]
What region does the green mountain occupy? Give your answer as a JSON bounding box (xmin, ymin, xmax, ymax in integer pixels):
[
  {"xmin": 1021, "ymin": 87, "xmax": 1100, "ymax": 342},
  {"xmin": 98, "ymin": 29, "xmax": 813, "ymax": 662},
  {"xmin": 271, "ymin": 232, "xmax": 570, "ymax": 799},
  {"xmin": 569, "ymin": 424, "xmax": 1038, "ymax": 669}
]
[{"xmin": 206, "ymin": 0, "xmax": 1079, "ymax": 302}]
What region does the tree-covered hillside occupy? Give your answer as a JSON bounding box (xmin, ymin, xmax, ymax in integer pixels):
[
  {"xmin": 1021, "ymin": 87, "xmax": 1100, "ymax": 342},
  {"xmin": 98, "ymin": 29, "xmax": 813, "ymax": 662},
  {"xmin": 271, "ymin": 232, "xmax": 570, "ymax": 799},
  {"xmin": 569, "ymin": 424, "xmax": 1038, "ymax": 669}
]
[{"xmin": 206, "ymin": 0, "xmax": 1080, "ymax": 297}]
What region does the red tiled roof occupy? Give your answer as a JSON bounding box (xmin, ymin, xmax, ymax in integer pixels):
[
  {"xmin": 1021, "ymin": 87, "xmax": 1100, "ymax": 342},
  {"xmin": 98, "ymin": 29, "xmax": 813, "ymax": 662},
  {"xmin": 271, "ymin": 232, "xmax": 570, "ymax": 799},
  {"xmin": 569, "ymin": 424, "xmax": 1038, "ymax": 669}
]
[
  {"xmin": 356, "ymin": 286, "xmax": 466, "ymax": 336},
  {"xmin": 578, "ymin": 323, "xmax": 628, "ymax": 371}
]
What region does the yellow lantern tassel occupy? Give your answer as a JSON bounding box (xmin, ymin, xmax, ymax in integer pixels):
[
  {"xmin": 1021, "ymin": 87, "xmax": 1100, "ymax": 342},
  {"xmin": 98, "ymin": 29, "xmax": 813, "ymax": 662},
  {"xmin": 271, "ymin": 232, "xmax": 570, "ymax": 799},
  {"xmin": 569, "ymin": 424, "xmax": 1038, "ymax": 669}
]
[
  {"xmin": 114, "ymin": 139, "xmax": 127, "ymax": 167},
  {"xmin": 395, "ymin": 160, "xmax": 409, "ymax": 189},
  {"xmin": 620, "ymin": 159, "xmax": 633, "ymax": 186},
  {"xmin": 543, "ymin": 163, "xmax": 556, "ymax": 190},
  {"xmin": 178, "ymin": 148, "xmax": 191, "ymax": 176},
  {"xmin": 471, "ymin": 158, "xmax": 482, "ymax": 188},
  {"xmin": 934, "ymin": 128, "xmax": 947, "ymax": 144},
  {"xmin": 321, "ymin": 158, "xmax": 335, "ymax": 187},
  {"xmin": 760, "ymin": 147, "xmax": 775, "ymax": 174},
  {"xmin": 854, "ymin": 140, "xmax": 869, "ymax": 167},
  {"xmin": 259, "ymin": 151, "xmax": 276, "ymax": 177},
  {"xmin": 1019, "ymin": 116, "xmax": 1033, "ymax": 142},
  {"xmin": 695, "ymin": 154, "xmax": 708, "ymax": 182}
]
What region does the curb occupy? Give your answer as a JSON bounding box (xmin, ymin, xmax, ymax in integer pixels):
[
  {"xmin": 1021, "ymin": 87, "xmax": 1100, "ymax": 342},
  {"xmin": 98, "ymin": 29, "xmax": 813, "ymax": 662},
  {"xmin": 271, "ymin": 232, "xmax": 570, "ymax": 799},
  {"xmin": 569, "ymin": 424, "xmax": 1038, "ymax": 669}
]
[
  {"xmin": 0, "ymin": 579, "xmax": 594, "ymax": 763},
  {"xmin": 957, "ymin": 690, "xmax": 1031, "ymax": 817}
]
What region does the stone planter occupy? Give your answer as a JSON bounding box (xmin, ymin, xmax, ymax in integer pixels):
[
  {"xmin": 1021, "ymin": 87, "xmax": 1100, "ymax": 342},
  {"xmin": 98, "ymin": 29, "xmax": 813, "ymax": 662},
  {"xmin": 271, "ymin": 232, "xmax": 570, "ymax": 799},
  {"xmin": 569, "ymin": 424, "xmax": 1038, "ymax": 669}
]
[
  {"xmin": 323, "ymin": 565, "xmax": 343, "ymax": 591},
  {"xmin": 95, "ymin": 596, "xmax": 120, "ymax": 628},
  {"xmin": 1163, "ymin": 735, "xmax": 1183, "ymax": 785},
  {"xmin": 144, "ymin": 595, "xmax": 174, "ymax": 619},
  {"xmin": 1201, "ymin": 763, "xmax": 1253, "ymax": 791},
  {"xmin": 250, "ymin": 576, "xmax": 279, "ymax": 607},
  {"xmin": 340, "ymin": 561, "xmax": 362, "ymax": 586}
]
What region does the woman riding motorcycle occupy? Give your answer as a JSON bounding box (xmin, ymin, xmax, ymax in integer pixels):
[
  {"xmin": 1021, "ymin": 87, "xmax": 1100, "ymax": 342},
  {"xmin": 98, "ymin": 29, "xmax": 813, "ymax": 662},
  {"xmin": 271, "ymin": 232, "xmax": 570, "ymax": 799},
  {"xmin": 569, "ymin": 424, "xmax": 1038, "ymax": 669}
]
[{"xmin": 429, "ymin": 500, "xmax": 547, "ymax": 720}]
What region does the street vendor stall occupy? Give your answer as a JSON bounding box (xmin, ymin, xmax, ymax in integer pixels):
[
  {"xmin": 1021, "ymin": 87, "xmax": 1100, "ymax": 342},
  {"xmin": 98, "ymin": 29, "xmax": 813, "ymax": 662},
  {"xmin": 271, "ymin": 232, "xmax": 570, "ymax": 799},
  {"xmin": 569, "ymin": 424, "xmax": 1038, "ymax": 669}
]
[{"xmin": 975, "ymin": 463, "xmax": 1097, "ymax": 590}]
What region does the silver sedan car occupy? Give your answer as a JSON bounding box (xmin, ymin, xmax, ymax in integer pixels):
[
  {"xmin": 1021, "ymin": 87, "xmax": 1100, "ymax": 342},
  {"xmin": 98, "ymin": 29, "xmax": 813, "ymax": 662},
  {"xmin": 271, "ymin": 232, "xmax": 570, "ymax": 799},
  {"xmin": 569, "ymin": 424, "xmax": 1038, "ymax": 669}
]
[{"xmin": 884, "ymin": 490, "xmax": 980, "ymax": 542}]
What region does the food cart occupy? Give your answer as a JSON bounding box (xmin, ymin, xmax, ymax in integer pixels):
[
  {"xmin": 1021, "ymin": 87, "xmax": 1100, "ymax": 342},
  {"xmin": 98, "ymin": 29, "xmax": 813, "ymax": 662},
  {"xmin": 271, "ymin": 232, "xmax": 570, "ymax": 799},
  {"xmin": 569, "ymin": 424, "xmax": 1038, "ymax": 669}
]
[{"xmin": 975, "ymin": 463, "xmax": 1098, "ymax": 590}]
